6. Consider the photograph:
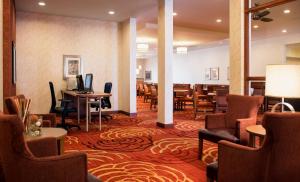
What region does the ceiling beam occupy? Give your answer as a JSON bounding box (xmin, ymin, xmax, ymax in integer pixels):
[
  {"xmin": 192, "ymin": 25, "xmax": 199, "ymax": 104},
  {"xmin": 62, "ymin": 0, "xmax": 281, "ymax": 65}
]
[{"xmin": 246, "ymin": 0, "xmax": 296, "ymax": 13}]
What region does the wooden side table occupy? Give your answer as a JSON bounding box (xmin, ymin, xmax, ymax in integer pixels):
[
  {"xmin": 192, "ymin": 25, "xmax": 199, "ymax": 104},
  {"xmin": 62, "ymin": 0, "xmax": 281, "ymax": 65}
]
[
  {"xmin": 246, "ymin": 125, "xmax": 266, "ymax": 147},
  {"xmin": 25, "ymin": 127, "xmax": 67, "ymax": 154}
]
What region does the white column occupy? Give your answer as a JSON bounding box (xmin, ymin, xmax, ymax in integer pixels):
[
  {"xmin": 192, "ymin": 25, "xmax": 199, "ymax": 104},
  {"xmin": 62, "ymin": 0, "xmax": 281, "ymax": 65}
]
[
  {"xmin": 157, "ymin": 0, "xmax": 173, "ymax": 127},
  {"xmin": 229, "ymin": 0, "xmax": 245, "ymax": 95},
  {"xmin": 0, "ymin": 1, "xmax": 3, "ymax": 110},
  {"xmin": 118, "ymin": 18, "xmax": 137, "ymax": 115}
]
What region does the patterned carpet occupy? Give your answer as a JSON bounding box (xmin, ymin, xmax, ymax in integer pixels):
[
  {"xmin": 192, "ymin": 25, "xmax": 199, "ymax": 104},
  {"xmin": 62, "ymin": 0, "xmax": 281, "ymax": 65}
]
[{"xmin": 64, "ymin": 97, "xmax": 217, "ymax": 182}]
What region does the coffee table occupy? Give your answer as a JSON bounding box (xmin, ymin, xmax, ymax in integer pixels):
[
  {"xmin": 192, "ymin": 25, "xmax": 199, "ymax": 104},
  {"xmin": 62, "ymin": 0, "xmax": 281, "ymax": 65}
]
[
  {"xmin": 25, "ymin": 127, "xmax": 67, "ymax": 154},
  {"xmin": 246, "ymin": 125, "xmax": 266, "ymax": 147}
]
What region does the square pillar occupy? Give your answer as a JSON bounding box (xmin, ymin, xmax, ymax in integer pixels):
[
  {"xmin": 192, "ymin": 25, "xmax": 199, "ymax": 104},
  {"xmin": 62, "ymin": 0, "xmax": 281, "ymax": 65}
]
[
  {"xmin": 157, "ymin": 0, "xmax": 173, "ymax": 127},
  {"xmin": 118, "ymin": 18, "xmax": 137, "ymax": 115},
  {"xmin": 229, "ymin": 0, "xmax": 245, "ymax": 94}
]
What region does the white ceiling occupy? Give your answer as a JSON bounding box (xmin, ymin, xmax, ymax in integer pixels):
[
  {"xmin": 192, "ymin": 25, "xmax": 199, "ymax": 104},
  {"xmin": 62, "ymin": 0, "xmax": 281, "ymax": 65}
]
[{"xmin": 15, "ymin": 0, "xmax": 300, "ymax": 52}]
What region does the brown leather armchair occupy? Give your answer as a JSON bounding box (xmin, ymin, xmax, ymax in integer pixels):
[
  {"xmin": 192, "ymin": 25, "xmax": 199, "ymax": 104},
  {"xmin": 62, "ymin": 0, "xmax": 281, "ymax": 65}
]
[
  {"xmin": 199, "ymin": 95, "xmax": 263, "ymax": 159},
  {"xmin": 5, "ymin": 95, "xmax": 56, "ymax": 127},
  {"xmin": 207, "ymin": 112, "xmax": 300, "ymax": 182},
  {"xmin": 0, "ymin": 114, "xmax": 100, "ymax": 182}
]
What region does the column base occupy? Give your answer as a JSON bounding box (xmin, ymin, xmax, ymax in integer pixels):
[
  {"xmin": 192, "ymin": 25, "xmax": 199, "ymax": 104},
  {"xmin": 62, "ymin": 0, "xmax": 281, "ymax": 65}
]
[{"xmin": 156, "ymin": 122, "xmax": 174, "ymax": 128}]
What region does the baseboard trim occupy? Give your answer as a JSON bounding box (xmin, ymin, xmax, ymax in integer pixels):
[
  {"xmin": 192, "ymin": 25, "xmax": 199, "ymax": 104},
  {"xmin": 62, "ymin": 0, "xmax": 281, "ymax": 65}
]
[
  {"xmin": 118, "ymin": 110, "xmax": 137, "ymax": 117},
  {"xmin": 156, "ymin": 122, "xmax": 174, "ymax": 128}
]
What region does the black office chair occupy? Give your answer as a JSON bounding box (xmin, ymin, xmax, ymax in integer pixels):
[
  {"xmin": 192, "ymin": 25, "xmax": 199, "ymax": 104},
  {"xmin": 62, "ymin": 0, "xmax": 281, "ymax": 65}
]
[
  {"xmin": 49, "ymin": 82, "xmax": 80, "ymax": 130},
  {"xmin": 91, "ymin": 82, "xmax": 112, "ymax": 120}
]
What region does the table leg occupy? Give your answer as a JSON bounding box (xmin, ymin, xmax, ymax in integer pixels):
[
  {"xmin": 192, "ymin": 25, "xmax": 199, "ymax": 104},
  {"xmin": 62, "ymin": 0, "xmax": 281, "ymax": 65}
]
[
  {"xmin": 86, "ymin": 97, "xmax": 89, "ymax": 132},
  {"xmin": 58, "ymin": 139, "xmax": 64, "ymax": 155},
  {"xmin": 99, "ymin": 98, "xmax": 101, "ymax": 131},
  {"xmin": 77, "ymin": 96, "xmax": 80, "ymax": 124},
  {"xmin": 249, "ymin": 133, "xmax": 256, "ymax": 147},
  {"xmin": 259, "ymin": 136, "xmax": 264, "ymax": 146}
]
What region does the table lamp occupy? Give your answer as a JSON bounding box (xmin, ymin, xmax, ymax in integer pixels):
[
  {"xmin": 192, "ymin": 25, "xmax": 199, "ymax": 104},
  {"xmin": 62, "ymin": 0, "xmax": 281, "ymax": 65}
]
[{"xmin": 265, "ymin": 65, "xmax": 300, "ymax": 113}]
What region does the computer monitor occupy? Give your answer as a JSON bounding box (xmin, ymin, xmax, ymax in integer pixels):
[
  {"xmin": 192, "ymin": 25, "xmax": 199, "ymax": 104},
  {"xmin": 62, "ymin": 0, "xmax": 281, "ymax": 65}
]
[
  {"xmin": 76, "ymin": 75, "xmax": 84, "ymax": 91},
  {"xmin": 84, "ymin": 73, "xmax": 93, "ymax": 92}
]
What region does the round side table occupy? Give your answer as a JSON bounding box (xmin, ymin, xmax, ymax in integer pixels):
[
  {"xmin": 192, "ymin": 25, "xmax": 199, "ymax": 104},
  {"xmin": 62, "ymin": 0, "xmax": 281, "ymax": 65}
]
[
  {"xmin": 25, "ymin": 127, "xmax": 67, "ymax": 154},
  {"xmin": 246, "ymin": 125, "xmax": 266, "ymax": 147}
]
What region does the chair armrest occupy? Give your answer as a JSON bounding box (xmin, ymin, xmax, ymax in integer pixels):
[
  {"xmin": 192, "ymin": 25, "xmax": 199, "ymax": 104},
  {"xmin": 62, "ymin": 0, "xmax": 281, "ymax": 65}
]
[
  {"xmin": 27, "ymin": 137, "xmax": 58, "ymax": 157},
  {"xmin": 25, "ymin": 153, "xmax": 87, "ymax": 182},
  {"xmin": 205, "ymin": 113, "xmax": 226, "ymax": 129},
  {"xmin": 218, "ymin": 140, "xmax": 266, "ymax": 182},
  {"xmin": 34, "ymin": 113, "xmax": 56, "ymax": 127},
  {"xmin": 236, "ymin": 117, "xmax": 257, "ymax": 144}
]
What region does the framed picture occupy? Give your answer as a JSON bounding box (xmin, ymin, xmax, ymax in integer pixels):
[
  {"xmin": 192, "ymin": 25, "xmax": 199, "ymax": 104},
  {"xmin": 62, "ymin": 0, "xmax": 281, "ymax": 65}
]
[
  {"xmin": 63, "ymin": 55, "xmax": 82, "ymax": 79},
  {"xmin": 205, "ymin": 68, "xmax": 211, "ymax": 80},
  {"xmin": 12, "ymin": 41, "xmax": 17, "ymax": 84},
  {"xmin": 145, "ymin": 71, "xmax": 152, "ymax": 80},
  {"xmin": 210, "ymin": 67, "xmax": 219, "ymax": 80}
]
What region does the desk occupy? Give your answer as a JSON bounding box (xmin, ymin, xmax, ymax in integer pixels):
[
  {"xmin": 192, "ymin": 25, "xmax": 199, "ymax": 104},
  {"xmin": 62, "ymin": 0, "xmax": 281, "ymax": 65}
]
[
  {"xmin": 246, "ymin": 125, "xmax": 266, "ymax": 147},
  {"xmin": 62, "ymin": 91, "xmax": 111, "ymax": 132},
  {"xmin": 25, "ymin": 127, "xmax": 67, "ymax": 154}
]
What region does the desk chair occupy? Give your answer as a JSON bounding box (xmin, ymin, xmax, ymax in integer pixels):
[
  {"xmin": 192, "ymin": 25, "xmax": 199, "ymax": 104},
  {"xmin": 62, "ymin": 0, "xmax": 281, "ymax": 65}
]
[
  {"xmin": 49, "ymin": 82, "xmax": 80, "ymax": 130},
  {"xmin": 91, "ymin": 82, "xmax": 112, "ymax": 120}
]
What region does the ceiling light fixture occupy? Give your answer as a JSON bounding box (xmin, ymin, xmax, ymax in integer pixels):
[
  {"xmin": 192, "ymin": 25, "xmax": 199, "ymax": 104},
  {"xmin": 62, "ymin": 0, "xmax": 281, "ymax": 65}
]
[
  {"xmin": 38, "ymin": 1, "xmax": 46, "ymax": 6},
  {"xmin": 253, "ymin": 25, "xmax": 259, "ymax": 29},
  {"xmin": 108, "ymin": 11, "xmax": 115, "ymax": 15},
  {"xmin": 282, "ymin": 29, "xmax": 287, "ymax": 33},
  {"xmin": 137, "ymin": 43, "xmax": 149, "ymax": 52},
  {"xmin": 216, "ymin": 19, "xmax": 222, "ymax": 23},
  {"xmin": 283, "ymin": 9, "xmax": 290, "ymax": 14},
  {"xmin": 173, "ymin": 12, "xmax": 177, "ymax": 16},
  {"xmin": 176, "ymin": 47, "xmax": 188, "ymax": 54}
]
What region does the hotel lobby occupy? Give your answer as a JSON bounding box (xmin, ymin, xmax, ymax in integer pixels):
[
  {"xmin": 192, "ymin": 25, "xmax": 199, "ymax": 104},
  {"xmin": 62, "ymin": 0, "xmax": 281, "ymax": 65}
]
[{"xmin": 1, "ymin": 0, "xmax": 300, "ymax": 182}]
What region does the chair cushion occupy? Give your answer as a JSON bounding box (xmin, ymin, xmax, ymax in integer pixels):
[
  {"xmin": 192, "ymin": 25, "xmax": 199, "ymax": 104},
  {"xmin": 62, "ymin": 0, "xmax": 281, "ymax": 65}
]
[
  {"xmin": 87, "ymin": 173, "xmax": 101, "ymax": 182},
  {"xmin": 199, "ymin": 128, "xmax": 239, "ymax": 143},
  {"xmin": 207, "ymin": 162, "xmax": 218, "ymax": 181}
]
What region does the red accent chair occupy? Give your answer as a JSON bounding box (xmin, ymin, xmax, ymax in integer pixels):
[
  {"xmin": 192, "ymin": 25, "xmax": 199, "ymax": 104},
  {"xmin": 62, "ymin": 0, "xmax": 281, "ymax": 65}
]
[
  {"xmin": 199, "ymin": 95, "xmax": 263, "ymax": 159},
  {"xmin": 207, "ymin": 112, "xmax": 300, "ymax": 182},
  {"xmin": 0, "ymin": 114, "xmax": 100, "ymax": 182}
]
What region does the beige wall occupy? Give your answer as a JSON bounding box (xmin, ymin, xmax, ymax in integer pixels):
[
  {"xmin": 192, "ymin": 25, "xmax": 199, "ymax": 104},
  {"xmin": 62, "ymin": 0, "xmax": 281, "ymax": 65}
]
[
  {"xmin": 16, "ymin": 12, "xmax": 119, "ymax": 113},
  {"xmin": 0, "ymin": 1, "xmax": 3, "ymax": 111}
]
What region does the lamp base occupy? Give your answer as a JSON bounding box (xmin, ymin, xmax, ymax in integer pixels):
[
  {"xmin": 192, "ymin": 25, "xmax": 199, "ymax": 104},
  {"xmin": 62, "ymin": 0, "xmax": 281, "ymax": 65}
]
[{"xmin": 271, "ymin": 98, "xmax": 295, "ymax": 113}]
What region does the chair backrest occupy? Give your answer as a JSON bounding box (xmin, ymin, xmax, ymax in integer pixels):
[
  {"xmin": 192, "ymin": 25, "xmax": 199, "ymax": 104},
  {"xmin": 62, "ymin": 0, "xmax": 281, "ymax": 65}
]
[
  {"xmin": 216, "ymin": 89, "xmax": 229, "ymax": 106},
  {"xmin": 262, "ymin": 113, "xmax": 300, "ymax": 181},
  {"xmin": 49, "ymin": 82, "xmax": 57, "ymax": 113},
  {"xmin": 4, "ymin": 95, "xmax": 26, "ymax": 115},
  {"xmin": 104, "ymin": 82, "xmax": 112, "ymax": 94},
  {"xmin": 150, "ymin": 86, "xmax": 157, "ymax": 96},
  {"xmin": 101, "ymin": 82, "xmax": 112, "ymax": 109},
  {"xmin": 225, "ymin": 95, "xmax": 263, "ymax": 128},
  {"xmin": 0, "ymin": 115, "xmax": 34, "ymax": 181}
]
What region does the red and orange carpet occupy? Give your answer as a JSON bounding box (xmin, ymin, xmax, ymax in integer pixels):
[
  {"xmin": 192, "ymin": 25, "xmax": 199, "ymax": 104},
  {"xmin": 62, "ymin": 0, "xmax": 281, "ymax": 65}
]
[{"xmin": 64, "ymin": 97, "xmax": 217, "ymax": 182}]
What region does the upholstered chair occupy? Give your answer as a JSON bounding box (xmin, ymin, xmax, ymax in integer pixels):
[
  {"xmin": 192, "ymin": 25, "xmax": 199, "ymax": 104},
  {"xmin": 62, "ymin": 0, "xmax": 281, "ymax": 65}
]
[
  {"xmin": 199, "ymin": 95, "xmax": 263, "ymax": 159},
  {"xmin": 207, "ymin": 112, "xmax": 300, "ymax": 182},
  {"xmin": 215, "ymin": 89, "xmax": 229, "ymax": 113},
  {"xmin": 5, "ymin": 95, "xmax": 56, "ymax": 127},
  {"xmin": 0, "ymin": 114, "xmax": 100, "ymax": 182}
]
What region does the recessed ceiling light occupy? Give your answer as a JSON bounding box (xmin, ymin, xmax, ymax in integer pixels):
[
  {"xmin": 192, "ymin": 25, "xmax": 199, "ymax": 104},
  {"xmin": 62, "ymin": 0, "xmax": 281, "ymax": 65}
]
[
  {"xmin": 38, "ymin": 1, "xmax": 46, "ymax": 6},
  {"xmin": 173, "ymin": 12, "xmax": 177, "ymax": 16},
  {"xmin": 216, "ymin": 19, "xmax": 222, "ymax": 23},
  {"xmin": 253, "ymin": 25, "xmax": 259, "ymax": 29},
  {"xmin": 283, "ymin": 9, "xmax": 290, "ymax": 14},
  {"xmin": 282, "ymin": 29, "xmax": 287, "ymax": 33},
  {"xmin": 108, "ymin": 11, "xmax": 115, "ymax": 15}
]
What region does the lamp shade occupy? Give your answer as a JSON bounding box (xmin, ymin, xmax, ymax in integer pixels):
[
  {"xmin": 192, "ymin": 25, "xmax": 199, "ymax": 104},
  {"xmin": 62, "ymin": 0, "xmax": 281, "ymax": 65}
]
[{"xmin": 265, "ymin": 65, "xmax": 300, "ymax": 98}]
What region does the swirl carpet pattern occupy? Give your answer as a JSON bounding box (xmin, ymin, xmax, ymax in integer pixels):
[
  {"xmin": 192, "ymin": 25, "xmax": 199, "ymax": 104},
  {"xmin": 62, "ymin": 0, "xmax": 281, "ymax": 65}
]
[{"xmin": 64, "ymin": 97, "xmax": 218, "ymax": 182}]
